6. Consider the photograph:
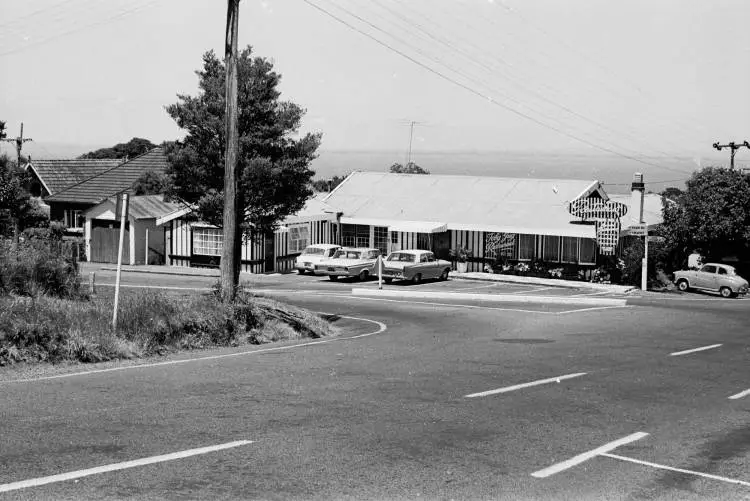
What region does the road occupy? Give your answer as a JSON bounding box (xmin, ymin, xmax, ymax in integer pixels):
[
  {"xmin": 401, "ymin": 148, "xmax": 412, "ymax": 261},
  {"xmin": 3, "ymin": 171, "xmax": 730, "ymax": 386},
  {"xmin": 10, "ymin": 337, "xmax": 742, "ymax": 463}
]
[{"xmin": 1, "ymin": 267, "xmax": 749, "ymax": 500}]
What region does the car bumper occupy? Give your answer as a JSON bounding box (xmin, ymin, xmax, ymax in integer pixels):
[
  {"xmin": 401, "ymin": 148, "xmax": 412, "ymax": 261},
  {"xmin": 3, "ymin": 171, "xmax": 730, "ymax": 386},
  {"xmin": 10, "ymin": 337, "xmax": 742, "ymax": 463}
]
[
  {"xmin": 381, "ymin": 270, "xmax": 406, "ymax": 279},
  {"xmin": 295, "ymin": 263, "xmax": 317, "ymax": 272},
  {"xmin": 315, "ymin": 267, "xmax": 354, "ymax": 277}
]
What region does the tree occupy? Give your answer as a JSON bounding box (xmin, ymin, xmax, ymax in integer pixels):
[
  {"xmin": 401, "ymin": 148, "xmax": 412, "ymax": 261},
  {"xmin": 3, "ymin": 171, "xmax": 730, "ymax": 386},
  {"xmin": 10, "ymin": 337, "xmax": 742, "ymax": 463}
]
[
  {"xmin": 133, "ymin": 170, "xmax": 169, "ymax": 195},
  {"xmin": 165, "ymin": 47, "xmax": 321, "ymax": 232},
  {"xmin": 0, "ymin": 120, "xmax": 6, "ymax": 140},
  {"xmin": 312, "ymin": 174, "xmax": 347, "ymax": 193},
  {"xmin": 390, "ymin": 162, "xmax": 429, "ymax": 174},
  {"xmin": 659, "ymin": 166, "xmax": 750, "ymax": 272},
  {"xmin": 0, "ymin": 153, "xmax": 39, "ymax": 241},
  {"xmin": 661, "ymin": 186, "xmax": 683, "ymax": 202},
  {"xmin": 80, "ymin": 137, "xmax": 156, "ymax": 160}
]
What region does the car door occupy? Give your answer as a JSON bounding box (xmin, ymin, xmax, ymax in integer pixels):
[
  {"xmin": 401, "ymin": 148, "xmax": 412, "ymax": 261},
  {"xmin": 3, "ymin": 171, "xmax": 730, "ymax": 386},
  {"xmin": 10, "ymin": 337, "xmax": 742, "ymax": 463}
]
[
  {"xmin": 695, "ymin": 265, "xmax": 717, "ymax": 289},
  {"xmin": 716, "ymin": 266, "xmax": 730, "ymax": 291},
  {"xmin": 422, "ymin": 252, "xmax": 438, "ymax": 278}
]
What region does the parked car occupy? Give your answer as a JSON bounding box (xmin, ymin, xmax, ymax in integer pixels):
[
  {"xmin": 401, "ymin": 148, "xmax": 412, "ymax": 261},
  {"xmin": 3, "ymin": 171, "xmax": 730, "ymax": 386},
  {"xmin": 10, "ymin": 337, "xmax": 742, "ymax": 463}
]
[
  {"xmin": 381, "ymin": 249, "xmax": 452, "ymax": 284},
  {"xmin": 674, "ymin": 263, "xmax": 749, "ymax": 298},
  {"xmin": 294, "ymin": 244, "xmax": 341, "ymax": 275},
  {"xmin": 315, "ymin": 247, "xmax": 381, "ymax": 281}
]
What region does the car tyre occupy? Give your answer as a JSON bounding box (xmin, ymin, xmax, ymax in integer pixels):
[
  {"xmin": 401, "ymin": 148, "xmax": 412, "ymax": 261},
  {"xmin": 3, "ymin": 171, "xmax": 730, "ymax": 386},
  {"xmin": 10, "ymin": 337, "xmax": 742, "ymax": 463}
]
[
  {"xmin": 384, "ymin": 278, "xmax": 393, "ymax": 284},
  {"xmin": 359, "ymin": 270, "xmax": 369, "ymax": 281},
  {"xmin": 329, "ymin": 275, "xmax": 338, "ymax": 281},
  {"xmin": 676, "ymin": 279, "xmax": 690, "ymax": 292},
  {"xmin": 412, "ymin": 273, "xmax": 422, "ymax": 285},
  {"xmin": 719, "ymin": 286, "xmax": 733, "ymax": 298},
  {"xmin": 297, "ymin": 269, "xmax": 305, "ymax": 275},
  {"xmin": 439, "ymin": 269, "xmax": 449, "ymax": 281}
]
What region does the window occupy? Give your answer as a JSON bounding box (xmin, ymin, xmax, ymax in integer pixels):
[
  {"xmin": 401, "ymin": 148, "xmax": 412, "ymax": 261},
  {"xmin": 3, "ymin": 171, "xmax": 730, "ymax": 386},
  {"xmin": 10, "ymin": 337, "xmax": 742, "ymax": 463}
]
[
  {"xmin": 485, "ymin": 233, "xmax": 518, "ymax": 260},
  {"xmin": 193, "ymin": 227, "xmax": 223, "ymax": 256},
  {"xmin": 700, "ymin": 265, "xmax": 717, "ymax": 274},
  {"xmin": 518, "ymin": 234, "xmax": 535, "ymax": 261},
  {"xmin": 64, "ymin": 209, "xmax": 84, "ymax": 229},
  {"xmin": 718, "ymin": 267, "xmax": 727, "ymax": 275},
  {"xmin": 543, "ymin": 235, "xmax": 560, "ymax": 262},
  {"xmin": 391, "ymin": 231, "xmax": 398, "ymax": 244},
  {"xmin": 417, "ymin": 233, "xmax": 430, "ymax": 249},
  {"xmin": 341, "ymin": 224, "xmax": 369, "ymax": 248},
  {"xmin": 561, "ymin": 237, "xmax": 579, "ymax": 263},
  {"xmin": 373, "ymin": 226, "xmax": 388, "ymax": 255},
  {"xmin": 387, "ymin": 252, "xmax": 415, "ymax": 263},
  {"xmin": 288, "ymin": 225, "xmax": 309, "ymax": 253},
  {"xmin": 301, "ymin": 246, "xmax": 325, "ymax": 256},
  {"xmin": 579, "ymin": 238, "xmax": 597, "ymax": 264},
  {"xmin": 422, "ymin": 252, "xmax": 435, "ymax": 262}
]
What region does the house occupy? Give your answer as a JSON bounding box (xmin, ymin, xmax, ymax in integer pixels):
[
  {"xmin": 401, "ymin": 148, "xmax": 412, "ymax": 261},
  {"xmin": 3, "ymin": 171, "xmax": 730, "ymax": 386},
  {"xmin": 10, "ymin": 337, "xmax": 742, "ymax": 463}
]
[
  {"xmin": 24, "ymin": 158, "xmax": 122, "ymax": 225},
  {"xmin": 320, "ymin": 171, "xmax": 621, "ymax": 272},
  {"xmin": 160, "ymin": 195, "xmax": 339, "ymax": 273},
  {"xmin": 43, "ymin": 148, "xmax": 168, "ymax": 234},
  {"xmin": 83, "ymin": 194, "xmax": 183, "ymax": 265}
]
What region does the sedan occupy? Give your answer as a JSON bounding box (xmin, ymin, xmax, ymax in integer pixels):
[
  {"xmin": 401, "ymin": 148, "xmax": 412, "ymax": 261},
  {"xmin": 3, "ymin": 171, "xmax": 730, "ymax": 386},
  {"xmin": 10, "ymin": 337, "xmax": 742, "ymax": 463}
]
[
  {"xmin": 381, "ymin": 249, "xmax": 452, "ymax": 284},
  {"xmin": 674, "ymin": 263, "xmax": 749, "ymax": 298},
  {"xmin": 315, "ymin": 248, "xmax": 381, "ymax": 281},
  {"xmin": 294, "ymin": 244, "xmax": 341, "ymax": 275}
]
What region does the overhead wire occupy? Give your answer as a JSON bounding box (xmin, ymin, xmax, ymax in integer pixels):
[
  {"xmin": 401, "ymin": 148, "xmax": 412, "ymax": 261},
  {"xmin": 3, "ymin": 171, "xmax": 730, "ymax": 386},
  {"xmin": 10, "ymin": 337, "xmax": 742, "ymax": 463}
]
[{"xmin": 304, "ymin": 0, "xmax": 692, "ymax": 175}]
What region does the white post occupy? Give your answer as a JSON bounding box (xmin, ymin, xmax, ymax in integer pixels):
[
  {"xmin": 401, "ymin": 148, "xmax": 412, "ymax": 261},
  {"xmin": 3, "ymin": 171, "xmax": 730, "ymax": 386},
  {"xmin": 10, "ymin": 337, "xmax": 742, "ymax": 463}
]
[
  {"xmin": 145, "ymin": 228, "xmax": 149, "ymax": 265},
  {"xmin": 113, "ymin": 193, "xmax": 128, "ymax": 330},
  {"xmin": 378, "ymin": 254, "xmax": 383, "ymax": 290},
  {"xmin": 642, "ymin": 231, "xmax": 648, "ymax": 292}
]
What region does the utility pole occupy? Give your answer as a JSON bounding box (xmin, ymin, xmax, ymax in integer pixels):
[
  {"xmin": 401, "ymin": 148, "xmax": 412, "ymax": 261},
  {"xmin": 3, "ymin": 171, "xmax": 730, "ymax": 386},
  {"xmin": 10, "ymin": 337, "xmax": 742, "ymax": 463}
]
[
  {"xmin": 401, "ymin": 120, "xmax": 425, "ymax": 166},
  {"xmin": 1, "ymin": 122, "xmax": 32, "ymax": 169},
  {"xmin": 221, "ymin": 0, "xmax": 240, "ymax": 302},
  {"xmin": 713, "ymin": 141, "xmax": 750, "ymax": 169}
]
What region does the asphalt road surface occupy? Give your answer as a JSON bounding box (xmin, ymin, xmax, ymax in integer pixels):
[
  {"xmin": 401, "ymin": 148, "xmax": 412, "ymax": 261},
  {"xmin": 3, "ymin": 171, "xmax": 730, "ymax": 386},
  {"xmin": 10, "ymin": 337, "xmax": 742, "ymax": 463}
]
[{"xmin": 1, "ymin": 267, "xmax": 749, "ymax": 500}]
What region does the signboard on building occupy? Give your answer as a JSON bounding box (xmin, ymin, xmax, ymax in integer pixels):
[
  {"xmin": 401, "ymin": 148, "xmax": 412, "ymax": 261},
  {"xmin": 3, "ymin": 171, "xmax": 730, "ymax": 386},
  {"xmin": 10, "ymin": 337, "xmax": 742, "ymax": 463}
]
[{"xmin": 629, "ymin": 224, "xmax": 647, "ymax": 236}]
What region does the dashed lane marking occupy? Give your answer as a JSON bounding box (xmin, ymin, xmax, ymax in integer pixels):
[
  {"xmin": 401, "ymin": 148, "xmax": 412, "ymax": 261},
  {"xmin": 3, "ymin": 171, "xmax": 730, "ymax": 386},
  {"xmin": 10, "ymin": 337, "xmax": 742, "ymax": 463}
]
[
  {"xmin": 465, "ymin": 372, "xmax": 586, "ymax": 398},
  {"xmin": 669, "ymin": 344, "xmax": 723, "ymax": 357},
  {"xmin": 0, "ymin": 440, "xmax": 253, "ymax": 493},
  {"xmin": 531, "ymin": 432, "xmax": 649, "ymax": 478},
  {"xmin": 600, "ymin": 452, "xmax": 750, "ymax": 487}
]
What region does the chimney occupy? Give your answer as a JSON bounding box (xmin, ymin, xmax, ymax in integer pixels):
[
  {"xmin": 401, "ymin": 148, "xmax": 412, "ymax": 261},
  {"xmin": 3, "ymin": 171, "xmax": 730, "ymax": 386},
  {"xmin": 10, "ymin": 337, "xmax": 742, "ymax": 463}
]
[{"xmin": 630, "ymin": 172, "xmax": 645, "ymax": 224}]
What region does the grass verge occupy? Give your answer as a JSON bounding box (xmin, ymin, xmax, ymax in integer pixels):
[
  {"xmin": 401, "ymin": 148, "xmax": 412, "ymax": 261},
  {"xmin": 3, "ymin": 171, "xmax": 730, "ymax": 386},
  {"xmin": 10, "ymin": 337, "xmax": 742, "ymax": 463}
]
[{"xmin": 0, "ymin": 291, "xmax": 337, "ymax": 366}]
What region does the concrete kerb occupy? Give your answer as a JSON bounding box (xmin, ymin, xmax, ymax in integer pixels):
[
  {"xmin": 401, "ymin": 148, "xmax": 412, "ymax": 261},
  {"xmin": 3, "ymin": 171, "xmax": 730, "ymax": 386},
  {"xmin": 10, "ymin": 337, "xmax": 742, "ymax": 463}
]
[
  {"xmin": 351, "ymin": 288, "xmax": 627, "ymax": 307},
  {"xmin": 451, "ymin": 271, "xmax": 636, "ymax": 294}
]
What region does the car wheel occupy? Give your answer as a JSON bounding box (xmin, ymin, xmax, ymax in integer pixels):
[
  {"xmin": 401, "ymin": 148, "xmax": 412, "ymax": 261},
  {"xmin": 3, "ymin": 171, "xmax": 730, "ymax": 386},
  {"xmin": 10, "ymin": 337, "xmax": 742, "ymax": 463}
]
[
  {"xmin": 412, "ymin": 273, "xmax": 422, "ymax": 284},
  {"xmin": 719, "ymin": 286, "xmax": 733, "ymax": 298},
  {"xmin": 329, "ymin": 275, "xmax": 338, "ymax": 281},
  {"xmin": 297, "ymin": 269, "xmax": 305, "ymax": 275},
  {"xmin": 676, "ymin": 279, "xmax": 689, "ymax": 292},
  {"xmin": 439, "ymin": 269, "xmax": 449, "ymax": 281},
  {"xmin": 358, "ymin": 270, "xmax": 369, "ymax": 281},
  {"xmin": 384, "ymin": 278, "xmax": 393, "ymax": 284}
]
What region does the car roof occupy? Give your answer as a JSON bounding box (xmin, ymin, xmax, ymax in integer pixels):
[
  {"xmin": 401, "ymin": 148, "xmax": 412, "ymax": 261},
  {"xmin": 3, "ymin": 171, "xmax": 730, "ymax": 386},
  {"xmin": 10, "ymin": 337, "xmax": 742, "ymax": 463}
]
[
  {"xmin": 338, "ymin": 247, "xmax": 378, "ymax": 252},
  {"xmin": 704, "ymin": 263, "xmax": 733, "ymax": 269},
  {"xmin": 389, "ymin": 249, "xmax": 429, "ymax": 255},
  {"xmin": 307, "ymin": 243, "xmax": 340, "ymax": 249}
]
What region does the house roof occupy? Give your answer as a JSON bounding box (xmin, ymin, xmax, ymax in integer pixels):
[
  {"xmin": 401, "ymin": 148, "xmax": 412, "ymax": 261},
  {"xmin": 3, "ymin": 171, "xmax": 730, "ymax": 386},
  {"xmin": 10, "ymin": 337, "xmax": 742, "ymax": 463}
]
[
  {"xmin": 609, "ymin": 193, "xmax": 666, "ymax": 229},
  {"xmin": 83, "ymin": 194, "xmax": 184, "ymax": 221},
  {"xmin": 26, "ymin": 159, "xmax": 122, "ymax": 195},
  {"xmin": 323, "ymin": 171, "xmax": 606, "ymax": 238},
  {"xmin": 45, "ymin": 147, "xmax": 168, "ymax": 204}
]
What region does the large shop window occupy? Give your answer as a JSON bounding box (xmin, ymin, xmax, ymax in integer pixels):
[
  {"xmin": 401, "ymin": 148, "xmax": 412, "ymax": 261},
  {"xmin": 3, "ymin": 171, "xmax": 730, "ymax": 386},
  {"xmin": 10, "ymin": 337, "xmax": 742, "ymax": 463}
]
[
  {"xmin": 341, "ymin": 224, "xmax": 370, "ymax": 248},
  {"xmin": 417, "ymin": 232, "xmax": 430, "ymax": 250},
  {"xmin": 288, "ymin": 225, "xmax": 309, "ymax": 253},
  {"xmin": 579, "ymin": 238, "xmax": 597, "ymax": 264},
  {"xmin": 518, "ymin": 234, "xmax": 535, "ymax": 261},
  {"xmin": 373, "ymin": 226, "xmax": 388, "ymax": 255},
  {"xmin": 485, "ymin": 233, "xmax": 518, "ymax": 260},
  {"xmin": 543, "ymin": 235, "xmax": 561, "ymax": 262},
  {"xmin": 193, "ymin": 227, "xmax": 223, "ymax": 256},
  {"xmin": 561, "ymin": 237, "xmax": 579, "ymax": 263}
]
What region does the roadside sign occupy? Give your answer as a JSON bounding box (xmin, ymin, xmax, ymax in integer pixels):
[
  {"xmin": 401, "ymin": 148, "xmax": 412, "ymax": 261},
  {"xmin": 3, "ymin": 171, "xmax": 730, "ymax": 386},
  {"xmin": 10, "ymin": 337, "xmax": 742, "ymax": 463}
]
[{"xmin": 629, "ymin": 223, "xmax": 647, "ymax": 236}]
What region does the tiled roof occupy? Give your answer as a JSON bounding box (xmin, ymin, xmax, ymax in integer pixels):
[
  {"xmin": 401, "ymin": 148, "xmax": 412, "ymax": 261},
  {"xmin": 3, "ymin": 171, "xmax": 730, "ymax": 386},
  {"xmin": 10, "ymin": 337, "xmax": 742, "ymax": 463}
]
[
  {"xmin": 323, "ymin": 171, "xmax": 606, "ymax": 238},
  {"xmin": 26, "ymin": 159, "xmax": 121, "ymax": 195},
  {"xmin": 45, "ymin": 148, "xmax": 168, "ymax": 204}
]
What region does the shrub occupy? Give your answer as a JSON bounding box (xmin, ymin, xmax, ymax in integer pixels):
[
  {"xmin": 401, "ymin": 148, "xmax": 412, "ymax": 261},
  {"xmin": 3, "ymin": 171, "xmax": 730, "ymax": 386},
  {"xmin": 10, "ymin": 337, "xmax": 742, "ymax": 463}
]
[
  {"xmin": 449, "ymin": 247, "xmax": 472, "ymax": 263},
  {"xmin": 0, "ymin": 239, "xmax": 83, "ymax": 298}
]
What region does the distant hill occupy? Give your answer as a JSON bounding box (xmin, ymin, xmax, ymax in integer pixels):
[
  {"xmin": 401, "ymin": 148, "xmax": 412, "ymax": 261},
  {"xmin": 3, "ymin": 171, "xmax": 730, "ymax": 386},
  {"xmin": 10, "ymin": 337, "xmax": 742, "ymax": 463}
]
[{"xmin": 79, "ymin": 137, "xmax": 157, "ymax": 160}]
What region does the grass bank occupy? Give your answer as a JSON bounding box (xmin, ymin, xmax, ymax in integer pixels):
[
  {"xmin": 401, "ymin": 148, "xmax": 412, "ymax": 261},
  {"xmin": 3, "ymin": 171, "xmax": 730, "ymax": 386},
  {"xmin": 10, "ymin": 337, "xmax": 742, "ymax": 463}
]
[{"xmin": 0, "ymin": 291, "xmax": 337, "ymax": 366}]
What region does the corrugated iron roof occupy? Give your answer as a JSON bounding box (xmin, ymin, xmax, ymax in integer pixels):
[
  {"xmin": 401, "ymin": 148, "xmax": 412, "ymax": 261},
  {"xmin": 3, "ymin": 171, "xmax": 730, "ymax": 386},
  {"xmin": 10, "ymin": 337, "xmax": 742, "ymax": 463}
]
[
  {"xmin": 26, "ymin": 159, "xmax": 121, "ymax": 195},
  {"xmin": 609, "ymin": 193, "xmax": 666, "ymax": 228},
  {"xmin": 84, "ymin": 194, "xmax": 184, "ymax": 220},
  {"xmin": 45, "ymin": 148, "xmax": 168, "ymax": 204},
  {"xmin": 323, "ymin": 171, "xmax": 605, "ymax": 237}
]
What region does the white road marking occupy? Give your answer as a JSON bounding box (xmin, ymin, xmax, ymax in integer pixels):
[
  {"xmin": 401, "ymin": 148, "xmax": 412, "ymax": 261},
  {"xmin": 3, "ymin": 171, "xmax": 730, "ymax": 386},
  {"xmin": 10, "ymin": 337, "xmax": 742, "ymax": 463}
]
[
  {"xmin": 453, "ymin": 283, "xmax": 501, "ymax": 291},
  {"xmin": 531, "ymin": 432, "xmax": 648, "ymax": 478},
  {"xmin": 466, "ymin": 372, "xmax": 587, "ymax": 398},
  {"xmin": 573, "ymin": 291, "xmax": 610, "ymax": 296},
  {"xmin": 728, "ymin": 388, "xmax": 750, "ymax": 400},
  {"xmin": 332, "ymin": 294, "xmax": 560, "ymax": 314},
  {"xmin": 557, "ymin": 305, "xmax": 633, "ymax": 315},
  {"xmin": 669, "ymin": 344, "xmax": 722, "ymax": 357},
  {"xmin": 2, "ymin": 315, "xmax": 386, "ymax": 384},
  {"xmin": 0, "ymin": 440, "xmax": 253, "ymax": 493},
  {"xmin": 509, "ymin": 287, "xmax": 555, "ymax": 295},
  {"xmin": 600, "ymin": 452, "xmax": 750, "ymax": 487}
]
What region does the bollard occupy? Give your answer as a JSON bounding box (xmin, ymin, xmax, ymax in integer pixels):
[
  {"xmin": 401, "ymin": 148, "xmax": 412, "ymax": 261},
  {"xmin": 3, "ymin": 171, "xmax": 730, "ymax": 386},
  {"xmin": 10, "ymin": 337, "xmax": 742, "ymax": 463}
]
[{"xmin": 89, "ymin": 271, "xmax": 96, "ymax": 295}]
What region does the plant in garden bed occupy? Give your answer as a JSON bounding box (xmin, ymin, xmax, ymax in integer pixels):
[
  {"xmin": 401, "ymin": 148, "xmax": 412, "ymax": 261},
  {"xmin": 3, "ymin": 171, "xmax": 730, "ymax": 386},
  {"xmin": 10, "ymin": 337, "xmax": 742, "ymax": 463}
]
[{"xmin": 450, "ymin": 247, "xmax": 472, "ymax": 272}]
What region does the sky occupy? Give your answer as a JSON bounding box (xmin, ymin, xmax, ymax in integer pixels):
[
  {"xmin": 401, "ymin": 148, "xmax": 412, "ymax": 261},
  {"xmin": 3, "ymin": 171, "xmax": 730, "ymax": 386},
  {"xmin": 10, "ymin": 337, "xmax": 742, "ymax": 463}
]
[{"xmin": 1, "ymin": 0, "xmax": 749, "ymax": 184}]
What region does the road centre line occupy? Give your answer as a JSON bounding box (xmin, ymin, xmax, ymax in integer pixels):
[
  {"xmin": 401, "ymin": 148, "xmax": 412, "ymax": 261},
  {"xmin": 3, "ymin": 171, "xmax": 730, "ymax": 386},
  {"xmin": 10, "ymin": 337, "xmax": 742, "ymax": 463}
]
[
  {"xmin": 531, "ymin": 432, "xmax": 649, "ymax": 478},
  {"xmin": 669, "ymin": 344, "xmax": 723, "ymax": 357},
  {"xmin": 2, "ymin": 315, "xmax": 386, "ymax": 384},
  {"xmin": 466, "ymin": 372, "xmax": 586, "ymax": 398},
  {"xmin": 729, "ymin": 388, "xmax": 750, "ymax": 400},
  {"xmin": 0, "ymin": 440, "xmax": 253, "ymax": 493},
  {"xmin": 600, "ymin": 452, "xmax": 750, "ymax": 487}
]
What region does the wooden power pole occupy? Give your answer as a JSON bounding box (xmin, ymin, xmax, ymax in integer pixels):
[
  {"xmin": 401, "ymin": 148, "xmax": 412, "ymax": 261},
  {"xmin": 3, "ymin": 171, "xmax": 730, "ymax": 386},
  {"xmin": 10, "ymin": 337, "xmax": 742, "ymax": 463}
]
[
  {"xmin": 221, "ymin": 0, "xmax": 240, "ymax": 302},
  {"xmin": 2, "ymin": 123, "xmax": 33, "ymax": 247},
  {"xmin": 713, "ymin": 141, "xmax": 750, "ymax": 169}
]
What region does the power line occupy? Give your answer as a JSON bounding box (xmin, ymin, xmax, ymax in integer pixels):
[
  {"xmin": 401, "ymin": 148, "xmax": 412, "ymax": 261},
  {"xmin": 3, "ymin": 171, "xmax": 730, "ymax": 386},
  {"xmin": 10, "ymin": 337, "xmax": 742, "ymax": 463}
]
[{"xmin": 303, "ymin": 0, "xmax": 692, "ymax": 175}]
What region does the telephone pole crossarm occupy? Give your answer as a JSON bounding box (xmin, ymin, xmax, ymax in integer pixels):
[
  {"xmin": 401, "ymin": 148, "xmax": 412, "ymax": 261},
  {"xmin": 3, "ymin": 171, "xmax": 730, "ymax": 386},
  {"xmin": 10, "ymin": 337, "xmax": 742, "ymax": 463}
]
[{"xmin": 713, "ymin": 140, "xmax": 750, "ymax": 169}]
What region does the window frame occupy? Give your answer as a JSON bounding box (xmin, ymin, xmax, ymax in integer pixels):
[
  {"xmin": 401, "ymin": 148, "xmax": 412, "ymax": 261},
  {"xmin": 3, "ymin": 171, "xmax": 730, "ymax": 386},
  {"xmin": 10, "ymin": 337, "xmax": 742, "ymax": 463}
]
[
  {"xmin": 192, "ymin": 227, "xmax": 223, "ymax": 256},
  {"xmin": 542, "ymin": 235, "xmax": 561, "ymax": 263}
]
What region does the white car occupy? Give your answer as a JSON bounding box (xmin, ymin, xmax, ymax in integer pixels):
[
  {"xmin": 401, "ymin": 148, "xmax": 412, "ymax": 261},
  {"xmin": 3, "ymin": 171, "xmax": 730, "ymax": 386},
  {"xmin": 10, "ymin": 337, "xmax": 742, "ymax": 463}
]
[
  {"xmin": 315, "ymin": 247, "xmax": 382, "ymax": 281},
  {"xmin": 381, "ymin": 249, "xmax": 452, "ymax": 284},
  {"xmin": 294, "ymin": 244, "xmax": 341, "ymax": 275}
]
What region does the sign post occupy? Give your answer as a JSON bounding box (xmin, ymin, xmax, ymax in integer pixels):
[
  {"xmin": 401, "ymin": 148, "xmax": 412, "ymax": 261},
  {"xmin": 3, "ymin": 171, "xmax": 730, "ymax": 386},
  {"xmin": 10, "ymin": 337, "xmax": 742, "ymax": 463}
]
[
  {"xmin": 378, "ymin": 255, "xmax": 383, "ymax": 290},
  {"xmin": 112, "ymin": 193, "xmax": 129, "ymax": 330},
  {"xmin": 629, "ymin": 223, "xmax": 648, "ymax": 291}
]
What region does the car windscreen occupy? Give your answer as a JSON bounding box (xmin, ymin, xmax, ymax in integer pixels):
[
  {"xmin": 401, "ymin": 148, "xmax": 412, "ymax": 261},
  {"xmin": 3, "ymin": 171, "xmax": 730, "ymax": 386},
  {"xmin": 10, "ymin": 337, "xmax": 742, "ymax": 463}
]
[
  {"xmin": 387, "ymin": 253, "xmax": 415, "ymax": 263},
  {"xmin": 301, "ymin": 247, "xmax": 326, "ymax": 256},
  {"xmin": 334, "ymin": 250, "xmax": 361, "ymax": 259}
]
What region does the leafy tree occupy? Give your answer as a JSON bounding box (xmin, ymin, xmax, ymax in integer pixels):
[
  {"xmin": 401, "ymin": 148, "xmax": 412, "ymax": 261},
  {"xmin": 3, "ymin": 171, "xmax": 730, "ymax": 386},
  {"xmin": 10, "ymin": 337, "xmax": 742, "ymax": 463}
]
[
  {"xmin": 659, "ymin": 166, "xmax": 750, "ymax": 272},
  {"xmin": 389, "ymin": 162, "xmax": 429, "ymax": 174},
  {"xmin": 661, "ymin": 186, "xmax": 683, "ymax": 202},
  {"xmin": 80, "ymin": 137, "xmax": 156, "ymax": 160},
  {"xmin": 0, "ymin": 120, "xmax": 6, "ymax": 140},
  {"xmin": 0, "ymin": 154, "xmax": 40, "ymax": 240},
  {"xmin": 312, "ymin": 174, "xmax": 347, "ymax": 193},
  {"xmin": 165, "ymin": 47, "xmax": 321, "ymax": 232},
  {"xmin": 133, "ymin": 170, "xmax": 169, "ymax": 195}
]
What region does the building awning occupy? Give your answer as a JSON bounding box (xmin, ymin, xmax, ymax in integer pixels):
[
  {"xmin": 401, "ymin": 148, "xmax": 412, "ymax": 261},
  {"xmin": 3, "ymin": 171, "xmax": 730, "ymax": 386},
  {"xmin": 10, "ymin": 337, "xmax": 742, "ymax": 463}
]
[{"xmin": 340, "ymin": 217, "xmax": 448, "ymax": 234}]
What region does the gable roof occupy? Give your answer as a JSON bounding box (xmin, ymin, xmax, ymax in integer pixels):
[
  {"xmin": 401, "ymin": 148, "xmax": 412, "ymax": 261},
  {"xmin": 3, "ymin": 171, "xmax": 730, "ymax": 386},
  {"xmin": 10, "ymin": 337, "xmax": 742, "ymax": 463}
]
[
  {"xmin": 608, "ymin": 193, "xmax": 666, "ymax": 229},
  {"xmin": 26, "ymin": 159, "xmax": 122, "ymax": 195},
  {"xmin": 45, "ymin": 147, "xmax": 168, "ymax": 204},
  {"xmin": 323, "ymin": 171, "xmax": 607, "ymax": 238},
  {"xmin": 83, "ymin": 194, "xmax": 184, "ymax": 221}
]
